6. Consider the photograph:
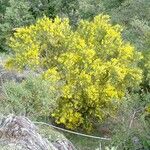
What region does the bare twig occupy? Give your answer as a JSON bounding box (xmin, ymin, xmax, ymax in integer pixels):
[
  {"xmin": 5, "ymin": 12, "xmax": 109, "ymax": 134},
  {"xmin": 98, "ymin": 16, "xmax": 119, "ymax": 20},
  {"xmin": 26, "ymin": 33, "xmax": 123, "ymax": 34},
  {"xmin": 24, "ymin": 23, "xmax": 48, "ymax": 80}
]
[{"xmin": 34, "ymin": 121, "xmax": 111, "ymax": 141}]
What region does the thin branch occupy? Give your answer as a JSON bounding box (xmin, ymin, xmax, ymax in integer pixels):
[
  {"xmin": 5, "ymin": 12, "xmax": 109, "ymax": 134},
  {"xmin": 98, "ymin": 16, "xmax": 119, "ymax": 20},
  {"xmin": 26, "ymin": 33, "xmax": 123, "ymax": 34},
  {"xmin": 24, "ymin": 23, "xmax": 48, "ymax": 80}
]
[{"xmin": 34, "ymin": 121, "xmax": 111, "ymax": 141}]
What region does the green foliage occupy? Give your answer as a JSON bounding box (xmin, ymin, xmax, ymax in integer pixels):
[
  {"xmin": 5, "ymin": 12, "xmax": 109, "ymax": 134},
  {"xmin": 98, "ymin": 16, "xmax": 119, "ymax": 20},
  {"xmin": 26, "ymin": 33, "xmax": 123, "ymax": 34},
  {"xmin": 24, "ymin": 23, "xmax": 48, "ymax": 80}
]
[
  {"xmin": 1, "ymin": 0, "xmax": 150, "ymax": 54},
  {"xmin": 111, "ymin": 92, "xmax": 150, "ymax": 150},
  {"xmin": 1, "ymin": 76, "xmax": 59, "ymax": 120},
  {"xmin": 0, "ymin": 0, "xmax": 9, "ymax": 17},
  {"xmin": 78, "ymin": 0, "xmax": 105, "ymax": 20},
  {"xmin": 0, "ymin": 0, "xmax": 105, "ymax": 52},
  {"xmin": 28, "ymin": 0, "xmax": 104, "ymax": 26},
  {"xmin": 28, "ymin": 0, "xmax": 60, "ymax": 19},
  {"xmin": 103, "ymin": 0, "xmax": 125, "ymax": 11},
  {"xmin": 4, "ymin": 0, "xmax": 34, "ymax": 27},
  {"xmin": 58, "ymin": 0, "xmax": 79, "ymax": 25},
  {"xmin": 139, "ymin": 32, "xmax": 150, "ymax": 88},
  {"xmin": 110, "ymin": 0, "xmax": 150, "ymax": 50},
  {"xmin": 6, "ymin": 15, "xmax": 142, "ymax": 131},
  {"xmin": 0, "ymin": 0, "xmax": 34, "ymax": 52}
]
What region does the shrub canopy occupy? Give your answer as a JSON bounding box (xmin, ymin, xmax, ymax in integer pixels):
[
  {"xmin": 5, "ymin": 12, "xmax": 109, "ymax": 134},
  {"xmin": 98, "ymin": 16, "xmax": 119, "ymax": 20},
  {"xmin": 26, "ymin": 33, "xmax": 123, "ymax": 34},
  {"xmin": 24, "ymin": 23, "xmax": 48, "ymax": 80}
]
[{"xmin": 6, "ymin": 15, "xmax": 142, "ymax": 131}]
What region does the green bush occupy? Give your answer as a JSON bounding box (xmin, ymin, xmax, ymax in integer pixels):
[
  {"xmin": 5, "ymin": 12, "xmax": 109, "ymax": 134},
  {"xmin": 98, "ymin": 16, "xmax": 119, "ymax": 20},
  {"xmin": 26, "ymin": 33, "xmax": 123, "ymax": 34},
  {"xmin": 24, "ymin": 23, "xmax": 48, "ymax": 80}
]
[
  {"xmin": 110, "ymin": 0, "xmax": 150, "ymax": 51},
  {"xmin": 1, "ymin": 76, "xmax": 59, "ymax": 121},
  {"xmin": 0, "ymin": 0, "xmax": 34, "ymax": 52},
  {"xmin": 111, "ymin": 92, "xmax": 150, "ymax": 150}
]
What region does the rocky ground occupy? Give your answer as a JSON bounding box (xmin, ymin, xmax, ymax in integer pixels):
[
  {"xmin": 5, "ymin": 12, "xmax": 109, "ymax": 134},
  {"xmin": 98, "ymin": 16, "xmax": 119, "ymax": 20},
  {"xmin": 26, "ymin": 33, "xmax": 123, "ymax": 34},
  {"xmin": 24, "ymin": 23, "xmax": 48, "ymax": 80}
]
[{"xmin": 0, "ymin": 115, "xmax": 76, "ymax": 150}]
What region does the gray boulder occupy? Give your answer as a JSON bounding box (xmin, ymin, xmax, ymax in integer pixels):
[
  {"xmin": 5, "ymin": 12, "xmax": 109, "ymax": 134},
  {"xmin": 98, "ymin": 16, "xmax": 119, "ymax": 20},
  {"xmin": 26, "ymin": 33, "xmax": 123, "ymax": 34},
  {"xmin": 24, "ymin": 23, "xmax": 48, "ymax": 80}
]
[{"xmin": 0, "ymin": 115, "xmax": 76, "ymax": 150}]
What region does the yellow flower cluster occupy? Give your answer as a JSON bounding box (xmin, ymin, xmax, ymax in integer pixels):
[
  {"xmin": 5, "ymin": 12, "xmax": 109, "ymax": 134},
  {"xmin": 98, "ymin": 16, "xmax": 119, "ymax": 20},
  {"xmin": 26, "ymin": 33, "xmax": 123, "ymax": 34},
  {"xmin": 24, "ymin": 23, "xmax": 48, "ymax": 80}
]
[
  {"xmin": 6, "ymin": 14, "xmax": 142, "ymax": 131},
  {"xmin": 6, "ymin": 16, "xmax": 71, "ymax": 70}
]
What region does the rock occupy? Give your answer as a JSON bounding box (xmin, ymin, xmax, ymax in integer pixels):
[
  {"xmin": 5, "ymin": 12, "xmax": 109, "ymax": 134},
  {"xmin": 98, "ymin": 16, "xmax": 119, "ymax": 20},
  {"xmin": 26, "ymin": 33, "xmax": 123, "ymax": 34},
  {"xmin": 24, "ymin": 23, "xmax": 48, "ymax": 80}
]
[
  {"xmin": 0, "ymin": 115, "xmax": 76, "ymax": 150},
  {"xmin": 0, "ymin": 55, "xmax": 41, "ymax": 86}
]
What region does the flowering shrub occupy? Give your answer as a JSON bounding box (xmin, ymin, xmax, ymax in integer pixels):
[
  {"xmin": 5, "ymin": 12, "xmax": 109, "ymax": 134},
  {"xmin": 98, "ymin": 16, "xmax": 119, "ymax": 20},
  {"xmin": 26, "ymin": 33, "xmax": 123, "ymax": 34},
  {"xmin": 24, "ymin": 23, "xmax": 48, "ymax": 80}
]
[
  {"xmin": 6, "ymin": 16, "xmax": 71, "ymax": 70},
  {"xmin": 6, "ymin": 15, "xmax": 142, "ymax": 131}
]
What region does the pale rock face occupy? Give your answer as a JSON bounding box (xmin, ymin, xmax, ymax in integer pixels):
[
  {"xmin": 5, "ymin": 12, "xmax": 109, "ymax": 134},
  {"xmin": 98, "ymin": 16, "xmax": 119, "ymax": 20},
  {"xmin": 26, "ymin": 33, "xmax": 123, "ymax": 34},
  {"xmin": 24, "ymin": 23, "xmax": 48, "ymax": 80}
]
[{"xmin": 0, "ymin": 115, "xmax": 76, "ymax": 150}]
